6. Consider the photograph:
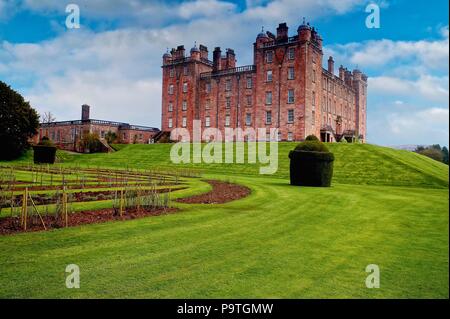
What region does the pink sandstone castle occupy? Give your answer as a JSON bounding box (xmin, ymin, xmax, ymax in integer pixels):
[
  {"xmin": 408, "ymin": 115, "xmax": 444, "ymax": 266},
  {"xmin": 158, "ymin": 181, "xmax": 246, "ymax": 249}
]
[{"xmin": 161, "ymin": 21, "xmax": 368, "ymax": 142}]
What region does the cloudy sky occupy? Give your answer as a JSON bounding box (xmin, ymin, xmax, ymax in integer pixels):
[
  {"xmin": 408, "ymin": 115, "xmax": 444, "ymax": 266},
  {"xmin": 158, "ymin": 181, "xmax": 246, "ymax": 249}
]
[{"xmin": 0, "ymin": 0, "xmax": 448, "ymax": 146}]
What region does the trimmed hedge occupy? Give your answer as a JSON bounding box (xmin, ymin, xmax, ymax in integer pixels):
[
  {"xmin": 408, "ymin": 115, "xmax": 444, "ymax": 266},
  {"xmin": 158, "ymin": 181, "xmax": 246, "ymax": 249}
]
[
  {"xmin": 33, "ymin": 145, "xmax": 56, "ymax": 164},
  {"xmin": 289, "ymin": 141, "xmax": 335, "ymax": 187}
]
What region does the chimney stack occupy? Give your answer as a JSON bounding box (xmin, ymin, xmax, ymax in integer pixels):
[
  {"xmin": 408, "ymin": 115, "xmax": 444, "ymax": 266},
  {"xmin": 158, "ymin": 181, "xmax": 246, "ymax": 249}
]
[
  {"xmin": 339, "ymin": 65, "xmax": 345, "ymax": 80},
  {"xmin": 328, "ymin": 56, "xmax": 334, "ymax": 75},
  {"xmin": 225, "ymin": 48, "xmax": 236, "ymax": 69},
  {"xmin": 199, "ymin": 44, "xmax": 208, "ymax": 60},
  {"xmin": 213, "ymin": 47, "xmax": 222, "ymax": 71},
  {"xmin": 81, "ymin": 104, "xmax": 90, "ymax": 121},
  {"xmin": 276, "ymin": 23, "xmax": 288, "ymax": 41}
]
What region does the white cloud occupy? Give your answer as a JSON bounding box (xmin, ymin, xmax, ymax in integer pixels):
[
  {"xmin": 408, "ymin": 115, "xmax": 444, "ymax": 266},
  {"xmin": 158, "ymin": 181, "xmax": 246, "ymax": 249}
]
[
  {"xmin": 386, "ymin": 107, "xmax": 449, "ymax": 145},
  {"xmin": 369, "ymin": 75, "xmax": 449, "ymax": 104},
  {"xmin": 177, "ymin": 0, "xmax": 237, "ymax": 19},
  {"xmin": 326, "ymin": 30, "xmax": 449, "ymax": 71}
]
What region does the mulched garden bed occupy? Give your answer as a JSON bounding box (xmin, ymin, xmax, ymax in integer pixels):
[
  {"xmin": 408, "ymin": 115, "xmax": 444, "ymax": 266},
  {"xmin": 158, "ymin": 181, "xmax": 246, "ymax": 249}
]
[
  {"xmin": 1, "ymin": 187, "xmax": 186, "ymax": 208},
  {"xmin": 0, "ymin": 207, "xmax": 178, "ymax": 236},
  {"xmin": 176, "ymin": 180, "xmax": 250, "ymax": 204}
]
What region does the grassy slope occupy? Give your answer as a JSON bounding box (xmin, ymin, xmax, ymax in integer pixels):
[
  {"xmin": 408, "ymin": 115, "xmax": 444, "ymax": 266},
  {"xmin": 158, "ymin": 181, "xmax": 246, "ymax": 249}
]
[
  {"xmin": 0, "ymin": 143, "xmax": 448, "ymax": 298},
  {"xmin": 24, "ymin": 143, "xmax": 446, "ymax": 188}
]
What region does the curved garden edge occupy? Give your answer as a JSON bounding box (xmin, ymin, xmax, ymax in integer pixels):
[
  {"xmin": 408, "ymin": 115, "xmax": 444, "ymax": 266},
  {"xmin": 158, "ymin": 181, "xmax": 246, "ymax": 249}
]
[
  {"xmin": 176, "ymin": 179, "xmax": 251, "ymax": 204},
  {"xmin": 0, "ymin": 207, "xmax": 179, "ymax": 236}
]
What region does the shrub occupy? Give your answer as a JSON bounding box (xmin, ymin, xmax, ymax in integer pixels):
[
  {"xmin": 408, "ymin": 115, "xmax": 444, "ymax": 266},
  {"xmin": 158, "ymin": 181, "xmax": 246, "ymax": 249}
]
[
  {"xmin": 305, "ymin": 135, "xmax": 320, "ymax": 142},
  {"xmin": 39, "ymin": 136, "xmax": 54, "ymax": 146},
  {"xmin": 105, "ymin": 131, "xmax": 117, "ymax": 144},
  {"xmin": 289, "ymin": 139, "xmax": 334, "ymax": 187},
  {"xmin": 294, "ymin": 140, "xmax": 329, "ymax": 153},
  {"xmin": 81, "ymin": 132, "xmax": 103, "ymax": 153},
  {"xmin": 33, "ymin": 145, "xmax": 56, "ymax": 164}
]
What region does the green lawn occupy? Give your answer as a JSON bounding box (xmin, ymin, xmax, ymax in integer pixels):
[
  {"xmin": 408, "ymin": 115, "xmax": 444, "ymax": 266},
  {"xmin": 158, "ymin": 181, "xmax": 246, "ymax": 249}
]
[{"xmin": 0, "ymin": 143, "xmax": 448, "ymax": 298}]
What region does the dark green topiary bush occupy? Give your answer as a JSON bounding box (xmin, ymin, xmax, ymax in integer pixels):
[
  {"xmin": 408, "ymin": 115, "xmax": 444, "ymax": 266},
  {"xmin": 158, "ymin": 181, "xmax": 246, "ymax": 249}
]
[
  {"xmin": 305, "ymin": 134, "xmax": 320, "ymax": 142},
  {"xmin": 289, "ymin": 139, "xmax": 334, "ymax": 187},
  {"xmin": 294, "ymin": 140, "xmax": 329, "ymax": 153},
  {"xmin": 33, "ymin": 141, "xmax": 56, "ymax": 164}
]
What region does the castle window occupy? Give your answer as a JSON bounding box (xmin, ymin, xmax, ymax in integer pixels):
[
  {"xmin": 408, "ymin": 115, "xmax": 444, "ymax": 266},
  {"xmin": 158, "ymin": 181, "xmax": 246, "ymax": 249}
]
[
  {"xmin": 71, "ymin": 128, "xmax": 76, "ymax": 142},
  {"xmin": 225, "ymin": 115, "xmax": 231, "ymax": 127},
  {"xmin": 183, "ymin": 66, "xmax": 188, "ymax": 76},
  {"xmin": 266, "ymin": 111, "xmax": 272, "ymax": 124},
  {"xmin": 169, "ymin": 84, "xmax": 174, "ymax": 95},
  {"xmin": 266, "ymin": 70, "xmax": 273, "ymax": 82},
  {"xmin": 183, "ymin": 82, "xmax": 188, "ymax": 93},
  {"xmin": 169, "ymin": 69, "xmax": 174, "ymax": 78},
  {"xmin": 288, "ymin": 47, "xmax": 295, "ymax": 60},
  {"xmin": 205, "ymin": 99, "xmax": 210, "ymax": 110},
  {"xmin": 266, "ymin": 51, "xmax": 273, "ymax": 63},
  {"xmin": 312, "ymin": 91, "xmax": 316, "ymax": 108},
  {"xmin": 225, "ymin": 79, "xmax": 231, "ymax": 91},
  {"xmin": 246, "ymin": 95, "xmax": 252, "ymax": 106},
  {"xmin": 206, "ymin": 83, "xmax": 211, "ymax": 93},
  {"xmin": 287, "ymin": 89, "xmax": 295, "ymax": 104},
  {"xmin": 265, "ymin": 92, "xmax": 272, "ymax": 105},
  {"xmin": 288, "ymin": 67, "xmax": 294, "ymax": 80},
  {"xmin": 182, "ymin": 100, "xmax": 187, "ymax": 111},
  {"xmin": 312, "ymin": 111, "xmax": 315, "ymax": 126},
  {"xmin": 182, "ymin": 117, "xmax": 187, "ymax": 127},
  {"xmin": 205, "ymin": 116, "xmax": 211, "ymax": 127},
  {"xmin": 245, "ymin": 113, "xmax": 252, "ymax": 126},
  {"xmin": 246, "ymin": 77, "xmax": 252, "ymax": 89},
  {"xmin": 168, "ymin": 118, "xmax": 173, "ymax": 128},
  {"xmin": 168, "ymin": 102, "xmax": 173, "ymax": 112},
  {"xmin": 287, "ymin": 132, "xmax": 293, "ymax": 141},
  {"xmin": 288, "ymin": 109, "xmax": 294, "ymax": 123},
  {"xmin": 226, "ymin": 97, "xmax": 231, "ymax": 109}
]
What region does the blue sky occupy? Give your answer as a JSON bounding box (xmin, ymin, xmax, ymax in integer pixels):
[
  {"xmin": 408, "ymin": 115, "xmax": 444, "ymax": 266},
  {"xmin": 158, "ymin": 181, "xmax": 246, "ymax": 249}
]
[{"xmin": 0, "ymin": 0, "xmax": 448, "ymax": 146}]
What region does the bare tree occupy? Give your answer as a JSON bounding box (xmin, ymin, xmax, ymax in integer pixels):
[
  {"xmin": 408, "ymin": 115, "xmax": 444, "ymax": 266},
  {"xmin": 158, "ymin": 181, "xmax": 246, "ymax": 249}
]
[{"xmin": 41, "ymin": 112, "xmax": 56, "ymax": 124}]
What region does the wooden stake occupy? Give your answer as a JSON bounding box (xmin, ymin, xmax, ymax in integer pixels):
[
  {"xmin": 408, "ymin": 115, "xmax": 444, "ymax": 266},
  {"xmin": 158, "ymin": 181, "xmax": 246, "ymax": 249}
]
[
  {"xmin": 23, "ymin": 187, "xmax": 28, "ymax": 231},
  {"xmin": 137, "ymin": 187, "xmax": 141, "ymax": 213},
  {"xmin": 119, "ymin": 188, "xmax": 124, "ymax": 217},
  {"xmin": 29, "ymin": 194, "xmax": 46, "ymax": 230}
]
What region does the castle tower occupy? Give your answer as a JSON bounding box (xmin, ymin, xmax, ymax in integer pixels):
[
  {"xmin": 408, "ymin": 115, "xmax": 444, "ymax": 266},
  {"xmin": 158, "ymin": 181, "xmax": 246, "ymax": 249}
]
[
  {"xmin": 352, "ymin": 69, "xmax": 368, "ymax": 142},
  {"xmin": 161, "ymin": 43, "xmax": 213, "ymax": 136}
]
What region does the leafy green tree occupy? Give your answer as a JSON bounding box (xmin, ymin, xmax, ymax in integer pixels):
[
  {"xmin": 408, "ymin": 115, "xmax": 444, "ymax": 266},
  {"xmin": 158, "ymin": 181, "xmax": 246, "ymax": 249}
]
[
  {"xmin": 418, "ymin": 148, "xmax": 444, "ymax": 163},
  {"xmin": 0, "ymin": 81, "xmax": 39, "ymax": 160},
  {"xmin": 442, "ymin": 146, "xmax": 449, "ymax": 165},
  {"xmin": 105, "ymin": 131, "xmax": 117, "ymax": 144},
  {"xmin": 81, "ymin": 132, "xmax": 103, "ymax": 153}
]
